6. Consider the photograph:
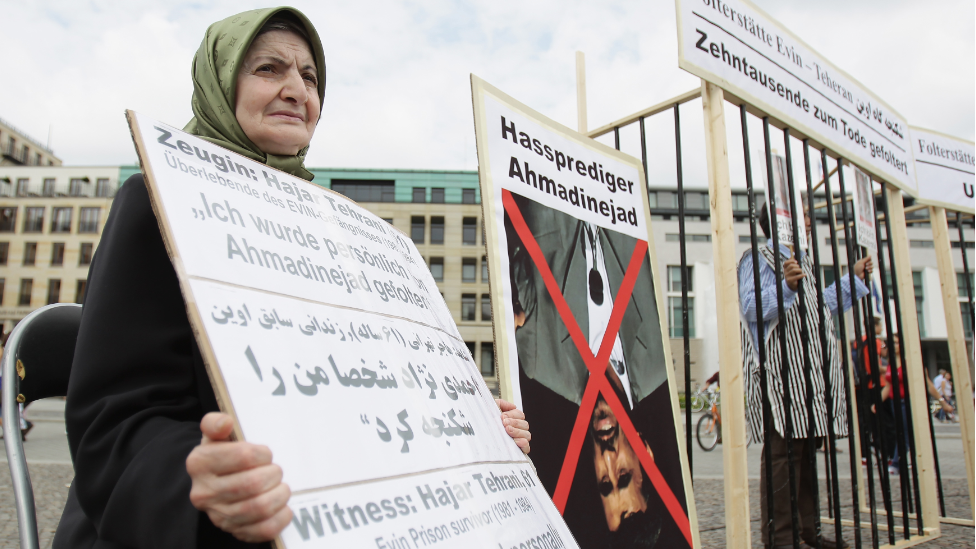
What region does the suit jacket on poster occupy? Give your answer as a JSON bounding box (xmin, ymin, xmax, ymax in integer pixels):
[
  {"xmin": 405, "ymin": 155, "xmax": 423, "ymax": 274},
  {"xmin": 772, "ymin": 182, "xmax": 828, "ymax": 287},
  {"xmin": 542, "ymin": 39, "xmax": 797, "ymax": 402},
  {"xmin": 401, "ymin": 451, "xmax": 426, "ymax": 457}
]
[{"xmin": 507, "ymin": 192, "xmax": 667, "ymax": 406}]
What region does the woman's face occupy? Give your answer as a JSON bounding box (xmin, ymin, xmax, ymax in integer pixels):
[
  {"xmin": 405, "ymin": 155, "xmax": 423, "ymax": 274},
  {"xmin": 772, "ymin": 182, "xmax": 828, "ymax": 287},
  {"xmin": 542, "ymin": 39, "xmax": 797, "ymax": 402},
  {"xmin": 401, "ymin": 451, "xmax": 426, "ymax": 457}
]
[{"xmin": 235, "ymin": 30, "xmax": 320, "ymax": 156}]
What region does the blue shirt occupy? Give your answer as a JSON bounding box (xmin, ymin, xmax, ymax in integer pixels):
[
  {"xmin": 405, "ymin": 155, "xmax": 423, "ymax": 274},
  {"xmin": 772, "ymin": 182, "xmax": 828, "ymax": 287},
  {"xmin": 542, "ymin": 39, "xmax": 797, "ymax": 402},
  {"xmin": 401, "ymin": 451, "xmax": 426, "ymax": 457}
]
[{"xmin": 738, "ymin": 239, "xmax": 869, "ymax": 348}]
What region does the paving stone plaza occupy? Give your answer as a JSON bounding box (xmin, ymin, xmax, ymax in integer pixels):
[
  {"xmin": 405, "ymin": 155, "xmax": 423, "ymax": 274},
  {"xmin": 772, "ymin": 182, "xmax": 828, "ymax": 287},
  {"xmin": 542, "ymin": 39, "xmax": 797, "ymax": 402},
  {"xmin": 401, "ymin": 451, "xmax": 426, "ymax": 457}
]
[{"xmin": 2, "ymin": 399, "xmax": 971, "ymax": 548}]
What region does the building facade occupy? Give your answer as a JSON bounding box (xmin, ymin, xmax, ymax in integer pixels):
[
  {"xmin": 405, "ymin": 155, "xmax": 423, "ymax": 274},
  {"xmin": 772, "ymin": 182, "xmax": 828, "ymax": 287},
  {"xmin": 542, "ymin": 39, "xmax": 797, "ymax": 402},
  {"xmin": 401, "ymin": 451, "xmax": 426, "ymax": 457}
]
[
  {"xmin": 0, "ymin": 165, "xmax": 128, "ymax": 333},
  {"xmin": 0, "ymin": 117, "xmax": 61, "ymax": 167}
]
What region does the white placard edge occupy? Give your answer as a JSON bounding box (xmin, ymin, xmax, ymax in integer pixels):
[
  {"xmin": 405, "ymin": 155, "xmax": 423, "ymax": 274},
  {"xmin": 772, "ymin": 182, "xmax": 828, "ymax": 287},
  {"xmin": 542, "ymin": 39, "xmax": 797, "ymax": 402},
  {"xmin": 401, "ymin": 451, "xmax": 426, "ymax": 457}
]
[
  {"xmin": 909, "ymin": 125, "xmax": 976, "ymax": 214},
  {"xmin": 675, "ymin": 0, "xmax": 918, "ymax": 197}
]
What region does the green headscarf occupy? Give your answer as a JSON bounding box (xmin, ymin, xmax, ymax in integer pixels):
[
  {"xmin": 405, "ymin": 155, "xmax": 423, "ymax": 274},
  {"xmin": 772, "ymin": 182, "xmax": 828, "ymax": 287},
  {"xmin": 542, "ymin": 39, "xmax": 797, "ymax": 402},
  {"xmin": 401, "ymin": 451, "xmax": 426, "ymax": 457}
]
[{"xmin": 184, "ymin": 7, "xmax": 326, "ymax": 181}]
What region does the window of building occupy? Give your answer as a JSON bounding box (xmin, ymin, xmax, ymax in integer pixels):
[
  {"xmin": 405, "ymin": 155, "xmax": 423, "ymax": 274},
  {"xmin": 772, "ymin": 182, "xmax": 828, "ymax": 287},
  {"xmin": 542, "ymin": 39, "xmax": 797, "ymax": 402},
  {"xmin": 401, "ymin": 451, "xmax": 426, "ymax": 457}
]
[
  {"xmin": 23, "ymin": 242, "xmax": 37, "ymax": 266},
  {"xmin": 731, "ymin": 194, "xmax": 750, "ymax": 213},
  {"xmin": 381, "ymin": 218, "xmax": 393, "ymax": 226},
  {"xmin": 411, "ymin": 216, "xmax": 425, "ymax": 244},
  {"xmin": 16, "ymin": 178, "xmax": 29, "ymax": 197},
  {"xmin": 431, "ymin": 188, "xmax": 445, "ymax": 203},
  {"xmin": 885, "ymin": 271, "xmax": 925, "ymax": 337},
  {"xmin": 951, "ymin": 241, "xmax": 976, "ymax": 249},
  {"xmin": 462, "ymin": 258, "xmax": 476, "ymax": 282},
  {"xmin": 957, "ymin": 272, "xmax": 974, "ymax": 296},
  {"xmin": 95, "ymin": 178, "xmax": 111, "ymax": 197},
  {"xmin": 0, "ymin": 242, "xmax": 7, "ymax": 265},
  {"xmin": 43, "ymin": 178, "xmax": 56, "ymax": 197},
  {"xmin": 23, "ymin": 207, "xmax": 44, "ymax": 232},
  {"xmin": 668, "ymin": 265, "xmax": 692, "ymax": 293},
  {"xmin": 481, "ymin": 294, "xmax": 491, "ymax": 321},
  {"xmin": 76, "ymin": 280, "xmax": 87, "ymax": 304},
  {"xmin": 462, "ymin": 189, "xmax": 476, "ymax": 204},
  {"xmin": 884, "ymin": 271, "xmax": 926, "ymax": 337},
  {"xmin": 430, "ymin": 216, "xmax": 444, "ymax": 244},
  {"xmin": 47, "ymin": 279, "xmax": 61, "ymax": 304},
  {"xmin": 656, "ymin": 191, "xmax": 678, "ymax": 209},
  {"xmin": 51, "ymin": 242, "xmax": 65, "ymax": 266},
  {"xmin": 0, "ymin": 278, "xmax": 4, "ymax": 306},
  {"xmin": 0, "ymin": 207, "xmax": 15, "ymax": 232},
  {"xmin": 909, "ymin": 240, "xmax": 934, "ymax": 248},
  {"xmin": 647, "ymin": 192, "xmax": 657, "ymax": 208},
  {"xmin": 19, "ymin": 279, "xmax": 32, "ymax": 306},
  {"xmin": 80, "ymin": 243, "xmax": 94, "ymax": 266},
  {"xmin": 330, "ymin": 179, "xmax": 396, "ymax": 202},
  {"xmin": 79, "ymin": 207, "xmax": 100, "ymax": 233},
  {"xmin": 429, "ymin": 257, "xmax": 444, "ymax": 282},
  {"xmin": 668, "ymin": 296, "xmax": 695, "ymax": 338},
  {"xmin": 684, "ymin": 192, "xmax": 707, "ymax": 210},
  {"xmin": 465, "ymin": 341, "xmax": 476, "ymax": 360},
  {"xmin": 34, "ymin": 152, "xmax": 41, "ymax": 166},
  {"xmin": 482, "ymin": 256, "xmax": 489, "ymax": 282},
  {"xmin": 462, "ymin": 217, "xmax": 477, "ymax": 245},
  {"xmin": 461, "ymin": 294, "xmax": 476, "ymax": 321},
  {"xmin": 51, "ymin": 207, "xmax": 72, "ymax": 233},
  {"xmin": 480, "ymin": 342, "xmax": 494, "ymax": 376},
  {"xmin": 961, "ymin": 302, "xmax": 973, "ymax": 341},
  {"xmin": 69, "ymin": 178, "xmax": 85, "ymax": 196},
  {"xmin": 412, "ymin": 187, "xmax": 426, "ymax": 203},
  {"xmin": 666, "ymin": 265, "xmax": 695, "ymax": 338},
  {"xmin": 665, "ymin": 233, "xmax": 710, "ymax": 242},
  {"xmin": 821, "ymin": 266, "xmax": 836, "ymax": 289},
  {"xmin": 913, "ymin": 271, "xmax": 925, "ymax": 338}
]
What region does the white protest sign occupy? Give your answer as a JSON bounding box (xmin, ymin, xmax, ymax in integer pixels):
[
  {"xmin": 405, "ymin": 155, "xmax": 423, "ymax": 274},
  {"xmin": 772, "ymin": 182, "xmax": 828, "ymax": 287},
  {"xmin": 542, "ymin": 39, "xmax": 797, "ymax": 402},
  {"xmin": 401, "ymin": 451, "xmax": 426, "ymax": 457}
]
[
  {"xmin": 852, "ymin": 167, "xmax": 878, "ymax": 255},
  {"xmin": 768, "ymin": 153, "xmax": 807, "ymax": 250},
  {"xmin": 676, "ymin": 0, "xmax": 917, "ymax": 194},
  {"xmin": 910, "ymin": 127, "xmax": 975, "ymax": 214},
  {"xmin": 471, "ymin": 76, "xmax": 697, "ymax": 548},
  {"xmin": 126, "ymin": 111, "xmax": 576, "ymax": 549}
]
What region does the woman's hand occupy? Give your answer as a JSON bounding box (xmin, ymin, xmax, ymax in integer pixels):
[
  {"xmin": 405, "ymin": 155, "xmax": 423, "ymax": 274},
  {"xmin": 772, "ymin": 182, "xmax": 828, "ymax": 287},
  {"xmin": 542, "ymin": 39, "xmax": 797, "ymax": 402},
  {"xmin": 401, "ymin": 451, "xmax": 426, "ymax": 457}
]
[
  {"xmin": 496, "ymin": 399, "xmax": 531, "ymax": 454},
  {"xmin": 186, "ymin": 413, "xmax": 292, "ymax": 542}
]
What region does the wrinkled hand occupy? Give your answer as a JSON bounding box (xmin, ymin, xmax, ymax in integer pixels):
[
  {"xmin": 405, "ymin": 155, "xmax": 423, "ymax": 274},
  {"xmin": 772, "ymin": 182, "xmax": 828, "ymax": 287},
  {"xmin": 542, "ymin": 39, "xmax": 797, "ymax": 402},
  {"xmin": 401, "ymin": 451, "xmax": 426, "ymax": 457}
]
[
  {"xmin": 186, "ymin": 413, "xmax": 292, "ymax": 543},
  {"xmin": 855, "ymin": 256, "xmax": 873, "ymax": 280},
  {"xmin": 496, "ymin": 399, "xmax": 531, "ymax": 454},
  {"xmin": 784, "ymin": 258, "xmax": 805, "ymax": 292}
]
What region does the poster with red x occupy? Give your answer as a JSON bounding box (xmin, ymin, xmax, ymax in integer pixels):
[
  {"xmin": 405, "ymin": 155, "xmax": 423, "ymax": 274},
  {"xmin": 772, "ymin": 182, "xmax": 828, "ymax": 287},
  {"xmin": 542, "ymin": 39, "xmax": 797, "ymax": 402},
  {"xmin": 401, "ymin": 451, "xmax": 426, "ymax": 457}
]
[{"xmin": 470, "ymin": 76, "xmax": 699, "ymax": 548}]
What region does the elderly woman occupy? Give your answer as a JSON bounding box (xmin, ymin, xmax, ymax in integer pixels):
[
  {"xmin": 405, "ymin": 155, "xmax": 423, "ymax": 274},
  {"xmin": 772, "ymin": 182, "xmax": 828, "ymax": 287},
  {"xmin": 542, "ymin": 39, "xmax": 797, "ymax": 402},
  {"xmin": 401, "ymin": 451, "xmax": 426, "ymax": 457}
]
[{"xmin": 55, "ymin": 8, "xmax": 530, "ymax": 548}]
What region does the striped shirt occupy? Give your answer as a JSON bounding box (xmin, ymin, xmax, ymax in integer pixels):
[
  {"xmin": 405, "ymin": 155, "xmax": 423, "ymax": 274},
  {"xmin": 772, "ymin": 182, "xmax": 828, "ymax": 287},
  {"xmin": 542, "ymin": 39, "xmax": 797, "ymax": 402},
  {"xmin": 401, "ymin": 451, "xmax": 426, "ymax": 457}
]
[{"xmin": 738, "ymin": 241, "xmax": 868, "ymax": 441}]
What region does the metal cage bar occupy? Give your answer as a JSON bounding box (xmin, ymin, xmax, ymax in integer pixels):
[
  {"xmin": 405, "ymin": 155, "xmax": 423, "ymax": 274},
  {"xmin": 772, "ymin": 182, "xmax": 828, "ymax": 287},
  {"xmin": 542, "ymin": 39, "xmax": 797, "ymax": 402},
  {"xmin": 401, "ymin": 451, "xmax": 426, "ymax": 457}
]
[{"xmin": 762, "ymin": 118, "xmax": 801, "ymax": 549}]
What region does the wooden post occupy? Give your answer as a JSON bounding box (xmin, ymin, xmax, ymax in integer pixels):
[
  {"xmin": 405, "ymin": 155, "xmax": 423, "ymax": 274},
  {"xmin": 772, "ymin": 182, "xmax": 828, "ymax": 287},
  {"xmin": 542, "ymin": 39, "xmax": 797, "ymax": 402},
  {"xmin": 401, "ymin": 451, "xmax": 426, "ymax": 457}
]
[
  {"xmin": 576, "ymin": 51, "xmax": 587, "ymax": 134},
  {"xmin": 885, "ymin": 186, "xmax": 940, "ymax": 532},
  {"xmin": 929, "ymin": 206, "xmax": 976, "ymax": 520},
  {"xmin": 701, "ymin": 79, "xmax": 750, "ymax": 548}
]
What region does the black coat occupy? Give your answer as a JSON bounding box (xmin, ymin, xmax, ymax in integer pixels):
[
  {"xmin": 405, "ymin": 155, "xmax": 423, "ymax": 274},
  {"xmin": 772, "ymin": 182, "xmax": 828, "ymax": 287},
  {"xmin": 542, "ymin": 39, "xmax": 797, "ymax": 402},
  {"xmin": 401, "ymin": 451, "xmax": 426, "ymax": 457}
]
[{"xmin": 55, "ymin": 175, "xmax": 267, "ymax": 548}]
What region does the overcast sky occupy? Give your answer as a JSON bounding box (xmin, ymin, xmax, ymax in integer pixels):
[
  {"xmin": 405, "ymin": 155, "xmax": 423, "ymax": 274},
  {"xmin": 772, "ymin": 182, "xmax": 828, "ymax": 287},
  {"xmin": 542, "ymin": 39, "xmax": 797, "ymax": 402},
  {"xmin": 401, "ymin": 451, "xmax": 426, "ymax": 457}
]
[{"xmin": 2, "ymin": 0, "xmax": 972, "ymax": 177}]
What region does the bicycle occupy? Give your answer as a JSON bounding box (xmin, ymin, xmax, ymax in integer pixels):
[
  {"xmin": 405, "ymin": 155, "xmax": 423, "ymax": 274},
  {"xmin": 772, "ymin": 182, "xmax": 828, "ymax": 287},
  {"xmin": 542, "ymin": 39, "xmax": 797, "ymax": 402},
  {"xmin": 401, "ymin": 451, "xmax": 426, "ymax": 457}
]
[
  {"xmin": 696, "ymin": 391, "xmax": 722, "ymax": 451},
  {"xmin": 689, "ymin": 384, "xmax": 718, "ymax": 413}
]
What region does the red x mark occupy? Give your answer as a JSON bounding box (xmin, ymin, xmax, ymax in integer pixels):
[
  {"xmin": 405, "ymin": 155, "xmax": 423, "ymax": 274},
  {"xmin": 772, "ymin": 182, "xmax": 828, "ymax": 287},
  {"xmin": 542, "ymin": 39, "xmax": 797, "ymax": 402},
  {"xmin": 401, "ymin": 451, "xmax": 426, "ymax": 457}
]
[{"xmin": 503, "ymin": 190, "xmax": 691, "ymax": 547}]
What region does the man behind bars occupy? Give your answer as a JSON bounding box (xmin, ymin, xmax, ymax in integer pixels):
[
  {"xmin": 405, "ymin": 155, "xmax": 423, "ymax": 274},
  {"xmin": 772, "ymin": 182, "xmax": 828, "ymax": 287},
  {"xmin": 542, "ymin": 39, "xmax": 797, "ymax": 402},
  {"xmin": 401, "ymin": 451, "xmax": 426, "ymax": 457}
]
[{"xmin": 739, "ymin": 204, "xmax": 872, "ymax": 549}]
